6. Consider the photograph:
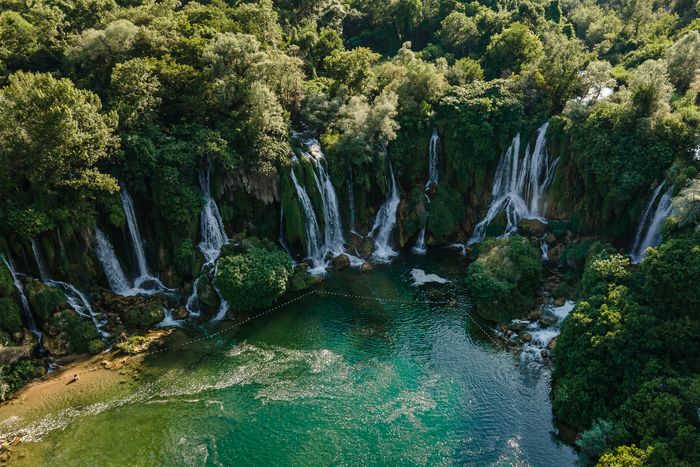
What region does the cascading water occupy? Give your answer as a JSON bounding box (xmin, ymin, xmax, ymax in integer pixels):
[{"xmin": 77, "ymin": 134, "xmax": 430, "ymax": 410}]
[
  {"xmin": 468, "ymin": 121, "xmax": 559, "ymax": 244},
  {"xmin": 289, "ymin": 157, "xmax": 322, "ymax": 261},
  {"xmin": 426, "ymin": 127, "xmax": 440, "ymax": 189},
  {"xmin": 184, "ymin": 168, "xmax": 231, "ymax": 319},
  {"xmin": 93, "ymin": 228, "xmax": 131, "ymax": 295},
  {"xmin": 370, "ymin": 144, "xmax": 401, "ymax": 261},
  {"xmin": 198, "ymin": 169, "xmax": 229, "ymax": 265},
  {"xmin": 630, "ymin": 183, "xmax": 674, "ymax": 263},
  {"xmin": 120, "ymin": 188, "xmax": 152, "ymax": 284},
  {"xmin": 31, "ymin": 239, "xmax": 109, "ymax": 338},
  {"xmin": 414, "ymin": 128, "xmax": 441, "ymax": 254},
  {"xmin": 1, "ymin": 254, "xmax": 41, "ymax": 343}
]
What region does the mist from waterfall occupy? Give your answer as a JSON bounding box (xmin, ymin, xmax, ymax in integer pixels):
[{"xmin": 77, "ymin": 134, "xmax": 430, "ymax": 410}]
[
  {"xmin": 370, "ymin": 144, "xmax": 401, "ymax": 262},
  {"xmin": 414, "ymin": 128, "xmax": 441, "ymax": 254},
  {"xmin": 468, "ymin": 121, "xmax": 559, "ymax": 244},
  {"xmin": 630, "ymin": 183, "xmax": 674, "ymax": 263}
]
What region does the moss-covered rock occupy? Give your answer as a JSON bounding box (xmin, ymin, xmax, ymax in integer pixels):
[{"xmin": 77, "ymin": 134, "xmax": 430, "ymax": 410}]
[
  {"xmin": 0, "ymin": 297, "xmax": 22, "ymax": 334},
  {"xmin": 345, "ymin": 232, "xmax": 375, "ymax": 259},
  {"xmin": 196, "ymin": 274, "xmax": 221, "ymax": 309},
  {"xmin": 288, "ymin": 264, "xmax": 316, "ymax": 292},
  {"xmin": 426, "ymin": 185, "xmax": 466, "ymax": 244},
  {"xmin": 23, "ymin": 279, "xmax": 68, "ymax": 321}
]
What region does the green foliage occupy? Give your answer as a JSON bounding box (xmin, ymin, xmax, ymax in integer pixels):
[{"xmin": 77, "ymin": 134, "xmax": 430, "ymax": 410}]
[
  {"xmin": 482, "ymin": 23, "xmax": 543, "ymax": 79},
  {"xmin": 215, "ymin": 244, "xmax": 292, "ymax": 314},
  {"xmin": 0, "ymin": 361, "xmax": 43, "ymax": 399},
  {"xmin": 288, "ymin": 264, "xmax": 316, "ymax": 292},
  {"xmin": 426, "ymin": 185, "xmax": 465, "ymax": 243},
  {"xmin": 0, "ymin": 72, "xmax": 119, "ymax": 238},
  {"xmin": 26, "ymin": 282, "xmax": 67, "ymax": 321},
  {"xmin": 569, "ymin": 102, "xmax": 694, "ymax": 201},
  {"xmin": 0, "ymin": 297, "xmax": 22, "ymax": 334},
  {"xmin": 174, "ymin": 239, "xmax": 195, "ymax": 278},
  {"xmin": 440, "ymin": 80, "xmax": 524, "ymax": 192},
  {"xmin": 125, "ymin": 298, "xmax": 165, "ymax": 327},
  {"xmin": 466, "ymin": 235, "xmax": 542, "ymax": 322},
  {"xmin": 0, "ymin": 259, "xmax": 15, "ymax": 298},
  {"xmin": 116, "ymin": 335, "xmax": 149, "ymax": 354},
  {"xmin": 52, "ymin": 311, "xmax": 99, "ymax": 353},
  {"xmin": 88, "ymin": 339, "xmax": 107, "ymax": 354},
  {"xmin": 598, "ymin": 445, "xmax": 653, "ymax": 467},
  {"xmin": 553, "ymin": 243, "xmax": 700, "ymax": 467},
  {"xmin": 577, "ymin": 419, "xmax": 614, "ymax": 461}
]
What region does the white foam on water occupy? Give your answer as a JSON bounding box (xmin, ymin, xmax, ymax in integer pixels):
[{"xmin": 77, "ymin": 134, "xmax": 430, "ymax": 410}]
[{"xmin": 411, "ymin": 269, "xmax": 448, "ymax": 285}]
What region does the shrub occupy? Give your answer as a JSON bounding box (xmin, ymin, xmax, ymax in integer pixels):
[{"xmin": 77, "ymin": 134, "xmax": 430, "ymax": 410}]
[
  {"xmin": 88, "ymin": 339, "xmax": 107, "ymax": 354},
  {"xmin": 215, "ymin": 245, "xmax": 292, "ymax": 313},
  {"xmin": 466, "ymin": 235, "xmax": 542, "ymax": 321},
  {"xmin": 116, "ymin": 335, "xmax": 149, "ymax": 354},
  {"xmin": 0, "ymin": 297, "xmax": 22, "ymax": 334},
  {"xmin": 51, "ymin": 311, "xmax": 99, "ymax": 353}
]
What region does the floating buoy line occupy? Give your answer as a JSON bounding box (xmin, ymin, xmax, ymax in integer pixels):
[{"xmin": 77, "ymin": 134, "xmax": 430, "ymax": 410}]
[{"xmin": 30, "ymin": 287, "xmax": 503, "ymax": 387}]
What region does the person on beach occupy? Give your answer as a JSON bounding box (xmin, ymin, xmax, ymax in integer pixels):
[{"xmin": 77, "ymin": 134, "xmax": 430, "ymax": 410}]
[
  {"xmin": 74, "ymin": 374, "xmax": 79, "ymax": 382},
  {"xmin": 120, "ymin": 332, "xmax": 127, "ymax": 343}
]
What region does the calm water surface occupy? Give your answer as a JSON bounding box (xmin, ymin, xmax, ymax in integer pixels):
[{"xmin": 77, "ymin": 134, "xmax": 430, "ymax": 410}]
[{"xmin": 0, "ymin": 252, "xmax": 576, "ymax": 466}]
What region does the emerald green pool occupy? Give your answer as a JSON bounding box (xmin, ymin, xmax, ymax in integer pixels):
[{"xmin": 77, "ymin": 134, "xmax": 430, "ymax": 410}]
[{"xmin": 1, "ymin": 252, "xmax": 576, "ymax": 466}]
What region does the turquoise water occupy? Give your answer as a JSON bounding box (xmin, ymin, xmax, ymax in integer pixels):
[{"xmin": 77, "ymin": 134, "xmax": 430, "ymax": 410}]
[{"xmin": 1, "ymin": 252, "xmax": 576, "ymax": 466}]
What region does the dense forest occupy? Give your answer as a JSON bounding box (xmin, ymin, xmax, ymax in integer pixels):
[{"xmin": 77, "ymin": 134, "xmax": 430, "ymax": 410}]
[{"xmin": 1, "ymin": 0, "xmax": 700, "ymax": 465}]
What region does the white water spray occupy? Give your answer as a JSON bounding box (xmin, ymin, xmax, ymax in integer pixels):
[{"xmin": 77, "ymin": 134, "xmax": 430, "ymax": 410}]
[
  {"xmin": 469, "ymin": 122, "xmax": 559, "ymax": 244},
  {"xmin": 93, "ymin": 228, "xmax": 131, "ymax": 295},
  {"xmin": 370, "ymin": 144, "xmax": 401, "ymax": 262},
  {"xmin": 414, "ymin": 128, "xmax": 441, "ymax": 254},
  {"xmin": 630, "ymin": 183, "xmax": 674, "ymax": 263},
  {"xmin": 198, "ymin": 169, "xmax": 229, "ymax": 265}
]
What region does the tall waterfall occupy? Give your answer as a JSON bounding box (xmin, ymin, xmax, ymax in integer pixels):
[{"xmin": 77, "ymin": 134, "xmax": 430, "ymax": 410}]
[
  {"xmin": 31, "ymin": 239, "xmax": 109, "ymax": 338},
  {"xmin": 468, "ymin": 121, "xmax": 559, "ymax": 244},
  {"xmin": 630, "ymin": 183, "xmax": 674, "ymax": 263},
  {"xmin": 184, "ymin": 168, "xmax": 230, "ymax": 319},
  {"xmin": 426, "ymin": 127, "xmax": 440, "ymax": 189},
  {"xmin": 1, "ymin": 254, "xmax": 41, "ymax": 340},
  {"xmin": 370, "ymin": 144, "xmax": 401, "ymax": 261},
  {"xmin": 94, "ymin": 228, "xmax": 131, "ymax": 295},
  {"xmin": 414, "ymin": 128, "xmax": 441, "ymax": 254},
  {"xmin": 290, "ymin": 156, "xmax": 322, "ymax": 261},
  {"xmin": 120, "ymin": 187, "xmax": 152, "ymax": 283},
  {"xmin": 198, "ymin": 169, "xmax": 228, "ymax": 265}
]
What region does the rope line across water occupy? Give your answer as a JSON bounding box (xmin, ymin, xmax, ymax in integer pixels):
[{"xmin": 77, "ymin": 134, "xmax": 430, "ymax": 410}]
[{"xmin": 30, "ymin": 289, "xmax": 497, "ymax": 387}]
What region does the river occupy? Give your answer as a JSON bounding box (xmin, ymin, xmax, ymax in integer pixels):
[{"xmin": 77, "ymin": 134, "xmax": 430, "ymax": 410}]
[{"xmin": 0, "ymin": 251, "xmax": 576, "ymax": 466}]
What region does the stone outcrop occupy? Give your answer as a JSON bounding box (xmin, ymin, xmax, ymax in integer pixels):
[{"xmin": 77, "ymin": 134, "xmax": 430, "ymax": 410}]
[
  {"xmin": 517, "ymin": 218, "xmax": 548, "ymax": 236},
  {"xmin": 332, "ymin": 254, "xmax": 350, "ymax": 270},
  {"xmin": 361, "ymin": 262, "xmax": 373, "ymax": 274},
  {"xmin": 345, "ymin": 233, "xmax": 375, "ymax": 259},
  {"xmin": 93, "ymin": 289, "xmax": 166, "ymax": 328}
]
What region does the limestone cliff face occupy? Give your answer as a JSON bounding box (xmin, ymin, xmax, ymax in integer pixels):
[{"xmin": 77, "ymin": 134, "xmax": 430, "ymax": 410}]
[{"xmin": 224, "ymin": 167, "xmax": 279, "ymax": 205}]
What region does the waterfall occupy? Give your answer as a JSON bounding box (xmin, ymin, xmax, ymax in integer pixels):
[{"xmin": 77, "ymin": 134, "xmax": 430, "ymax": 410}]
[
  {"xmin": 347, "ymin": 168, "xmax": 356, "ymax": 233},
  {"xmin": 290, "ymin": 156, "xmax": 322, "ymax": 261},
  {"xmin": 198, "ymin": 169, "xmax": 229, "ymax": 265},
  {"xmin": 300, "ymin": 137, "xmax": 345, "ymax": 255},
  {"xmin": 120, "ymin": 187, "xmax": 152, "ymax": 282},
  {"xmin": 370, "ymin": 144, "xmax": 401, "ymax": 261},
  {"xmin": 30, "ymin": 239, "xmax": 109, "ymax": 338},
  {"xmin": 540, "ymin": 235, "xmax": 550, "ymax": 260},
  {"xmin": 414, "ymin": 128, "xmax": 441, "ymax": 254},
  {"xmin": 630, "ymin": 183, "xmax": 674, "ymax": 263},
  {"xmin": 185, "ymin": 277, "xmax": 201, "ymax": 317},
  {"xmin": 412, "ymin": 212, "xmax": 429, "ymax": 254},
  {"xmin": 468, "ymin": 121, "xmax": 559, "ymax": 244},
  {"xmin": 426, "ymin": 127, "xmax": 440, "ymax": 189},
  {"xmin": 1, "ymin": 254, "xmax": 41, "ymax": 341},
  {"xmin": 93, "ymin": 228, "xmax": 131, "ymax": 295}
]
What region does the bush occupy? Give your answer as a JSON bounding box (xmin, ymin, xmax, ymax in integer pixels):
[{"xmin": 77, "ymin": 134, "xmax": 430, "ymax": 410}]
[
  {"xmin": 466, "ymin": 235, "xmax": 542, "ymax": 322},
  {"xmin": 116, "ymin": 335, "xmax": 148, "ymax": 354},
  {"xmin": 126, "ymin": 304, "xmax": 165, "ymax": 327},
  {"xmin": 88, "ymin": 339, "xmax": 107, "ymax": 354},
  {"xmin": 51, "ymin": 311, "xmax": 99, "ymax": 353},
  {"xmin": 0, "ymin": 297, "xmax": 22, "ymax": 334},
  {"xmin": 215, "ymin": 245, "xmax": 292, "ymax": 313},
  {"xmin": 26, "ymin": 282, "xmax": 67, "ymax": 321}
]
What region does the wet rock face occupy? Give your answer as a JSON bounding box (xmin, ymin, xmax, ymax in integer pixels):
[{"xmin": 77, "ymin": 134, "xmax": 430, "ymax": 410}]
[
  {"xmin": 0, "ymin": 345, "xmax": 31, "ymax": 365},
  {"xmin": 361, "ymin": 262, "xmax": 373, "ymax": 274},
  {"xmin": 548, "ymin": 244, "xmax": 565, "ymax": 264},
  {"xmin": 517, "ymin": 218, "xmax": 548, "ymax": 236},
  {"xmin": 196, "ymin": 274, "xmax": 220, "ymax": 311},
  {"xmin": 172, "ymin": 305, "xmax": 189, "ymax": 321},
  {"xmin": 346, "ymin": 233, "xmax": 375, "ymax": 259},
  {"xmin": 332, "ymin": 254, "xmax": 350, "ymax": 270}
]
